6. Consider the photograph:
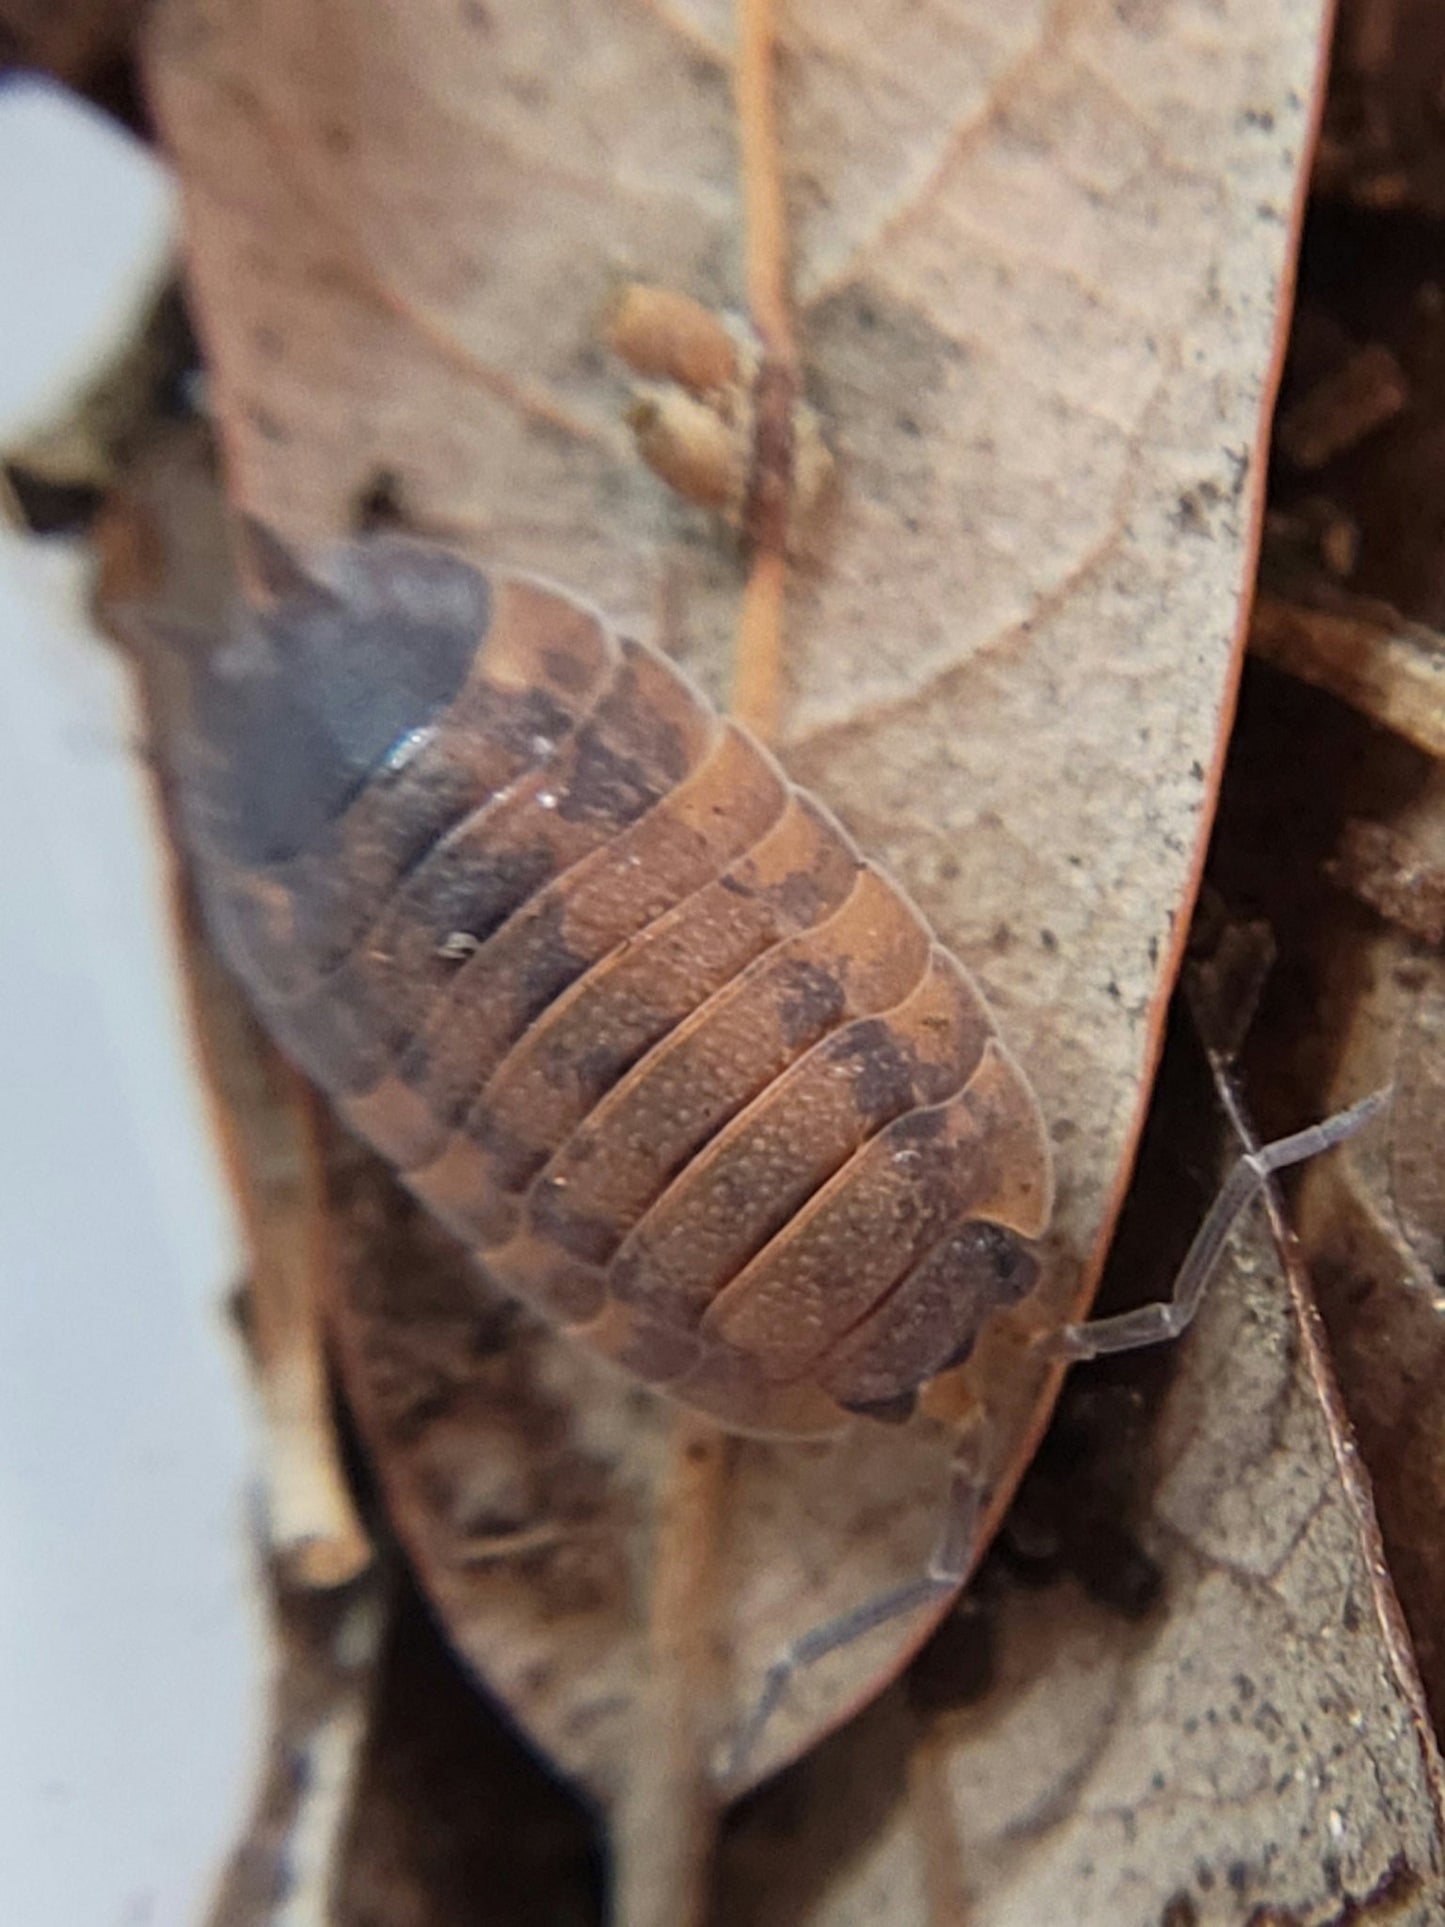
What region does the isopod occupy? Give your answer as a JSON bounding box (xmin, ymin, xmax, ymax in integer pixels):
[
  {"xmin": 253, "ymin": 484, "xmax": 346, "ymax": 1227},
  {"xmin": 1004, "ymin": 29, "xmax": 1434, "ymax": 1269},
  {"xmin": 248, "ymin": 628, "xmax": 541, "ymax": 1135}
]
[
  {"xmin": 179, "ymin": 531, "xmax": 1054, "ymax": 1437},
  {"xmin": 172, "ymin": 529, "xmax": 1385, "ymax": 1765}
]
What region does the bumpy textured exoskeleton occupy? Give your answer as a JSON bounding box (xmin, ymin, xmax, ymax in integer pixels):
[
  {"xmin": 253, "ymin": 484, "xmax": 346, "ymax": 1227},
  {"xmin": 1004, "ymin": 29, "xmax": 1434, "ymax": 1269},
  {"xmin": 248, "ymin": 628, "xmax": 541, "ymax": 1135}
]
[{"xmin": 178, "ymin": 535, "xmax": 1055, "ymax": 1441}]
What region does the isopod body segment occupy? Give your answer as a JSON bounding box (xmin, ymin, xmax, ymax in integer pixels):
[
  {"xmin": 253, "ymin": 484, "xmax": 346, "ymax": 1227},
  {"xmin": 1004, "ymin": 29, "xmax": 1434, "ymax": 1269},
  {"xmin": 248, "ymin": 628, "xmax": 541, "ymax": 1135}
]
[{"xmin": 177, "ymin": 535, "xmax": 1054, "ymax": 1438}]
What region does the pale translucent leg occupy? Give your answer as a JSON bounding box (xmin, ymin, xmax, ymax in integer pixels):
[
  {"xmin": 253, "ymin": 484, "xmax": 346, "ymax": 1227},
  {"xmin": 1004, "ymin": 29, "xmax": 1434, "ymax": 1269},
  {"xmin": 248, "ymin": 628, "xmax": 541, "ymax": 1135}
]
[
  {"xmin": 722, "ymin": 1427, "xmax": 987, "ymax": 1786},
  {"xmin": 1046, "ymin": 1086, "xmax": 1390, "ymax": 1363},
  {"xmin": 723, "ymin": 1086, "xmax": 1390, "ymax": 1783}
]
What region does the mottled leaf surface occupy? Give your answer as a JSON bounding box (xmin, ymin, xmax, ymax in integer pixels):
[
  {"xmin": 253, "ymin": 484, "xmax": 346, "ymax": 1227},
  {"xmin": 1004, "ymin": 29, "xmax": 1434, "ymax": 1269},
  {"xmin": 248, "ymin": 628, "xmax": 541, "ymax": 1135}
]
[
  {"xmin": 1294, "ymin": 760, "xmax": 1445, "ymax": 1738},
  {"xmin": 715, "ymin": 1203, "xmax": 1445, "ymax": 1924},
  {"xmin": 146, "ymin": 0, "xmax": 1334, "ymax": 1799}
]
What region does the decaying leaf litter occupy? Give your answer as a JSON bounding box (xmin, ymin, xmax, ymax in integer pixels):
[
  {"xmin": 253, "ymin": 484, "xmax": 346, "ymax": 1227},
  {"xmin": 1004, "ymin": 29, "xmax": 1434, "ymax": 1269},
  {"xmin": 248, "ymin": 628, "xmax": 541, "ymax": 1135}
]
[
  {"xmin": 139, "ymin": 0, "xmax": 1333, "ymax": 1795},
  {"xmin": 5, "ymin": 0, "xmax": 1445, "ymax": 1918},
  {"xmin": 1235, "ymin": 14, "xmax": 1445, "ymax": 1766}
]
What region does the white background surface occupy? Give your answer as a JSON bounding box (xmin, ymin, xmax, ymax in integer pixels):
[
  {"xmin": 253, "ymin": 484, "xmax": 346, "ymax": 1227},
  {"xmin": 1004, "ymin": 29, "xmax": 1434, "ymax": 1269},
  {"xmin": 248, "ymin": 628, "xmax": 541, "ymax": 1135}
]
[{"xmin": 0, "ymin": 79, "xmax": 262, "ymax": 1927}]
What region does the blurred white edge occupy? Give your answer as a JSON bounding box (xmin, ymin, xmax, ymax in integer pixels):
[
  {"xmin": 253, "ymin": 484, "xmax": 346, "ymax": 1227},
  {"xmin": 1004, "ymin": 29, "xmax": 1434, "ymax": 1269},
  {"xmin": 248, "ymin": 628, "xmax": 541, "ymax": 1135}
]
[{"xmin": 0, "ymin": 75, "xmax": 267, "ymax": 1927}]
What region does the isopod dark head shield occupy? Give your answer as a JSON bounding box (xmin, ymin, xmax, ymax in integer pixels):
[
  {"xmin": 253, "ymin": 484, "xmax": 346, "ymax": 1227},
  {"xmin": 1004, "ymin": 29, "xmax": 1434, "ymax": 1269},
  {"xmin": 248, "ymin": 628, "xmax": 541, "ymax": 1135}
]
[{"xmin": 177, "ymin": 531, "xmax": 1055, "ymax": 1440}]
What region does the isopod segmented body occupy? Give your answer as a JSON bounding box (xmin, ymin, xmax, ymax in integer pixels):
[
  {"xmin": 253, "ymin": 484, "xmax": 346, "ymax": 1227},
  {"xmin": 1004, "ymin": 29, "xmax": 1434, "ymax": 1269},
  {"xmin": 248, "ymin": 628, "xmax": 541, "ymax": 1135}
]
[{"xmin": 179, "ymin": 534, "xmax": 1053, "ymax": 1437}]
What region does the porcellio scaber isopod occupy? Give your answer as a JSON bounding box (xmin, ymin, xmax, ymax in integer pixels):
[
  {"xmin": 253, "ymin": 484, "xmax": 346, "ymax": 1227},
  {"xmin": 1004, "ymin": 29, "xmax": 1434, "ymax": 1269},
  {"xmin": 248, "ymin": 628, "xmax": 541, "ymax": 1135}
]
[
  {"xmin": 177, "ymin": 533, "xmax": 1055, "ymax": 1442},
  {"xmin": 172, "ymin": 530, "xmax": 1388, "ymax": 1761}
]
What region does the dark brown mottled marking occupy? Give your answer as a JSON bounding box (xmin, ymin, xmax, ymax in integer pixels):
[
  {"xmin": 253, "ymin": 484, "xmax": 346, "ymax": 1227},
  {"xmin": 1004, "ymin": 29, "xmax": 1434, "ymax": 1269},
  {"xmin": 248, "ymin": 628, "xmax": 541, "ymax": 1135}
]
[
  {"xmin": 819, "ymin": 1218, "xmax": 1040, "ymax": 1410},
  {"xmin": 179, "ymin": 538, "xmax": 1053, "ymax": 1438},
  {"xmin": 607, "ymin": 952, "xmax": 990, "ymax": 1329},
  {"xmin": 775, "ymin": 959, "xmax": 847, "ymax": 1049}
]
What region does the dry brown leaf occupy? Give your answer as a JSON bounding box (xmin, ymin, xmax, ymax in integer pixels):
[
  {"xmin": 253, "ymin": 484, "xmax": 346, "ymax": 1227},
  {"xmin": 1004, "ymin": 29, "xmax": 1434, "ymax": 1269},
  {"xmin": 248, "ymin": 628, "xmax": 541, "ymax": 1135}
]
[
  {"xmin": 140, "ymin": 0, "xmax": 1337, "ymax": 1805},
  {"xmin": 1291, "ymin": 760, "xmax": 1445, "ymax": 1735},
  {"xmin": 714, "ymin": 1193, "xmax": 1445, "ymax": 1925},
  {"xmin": 1191, "ymin": 618, "xmax": 1445, "ymax": 1785},
  {"xmin": 333, "ymin": 1576, "xmax": 602, "ymax": 1927}
]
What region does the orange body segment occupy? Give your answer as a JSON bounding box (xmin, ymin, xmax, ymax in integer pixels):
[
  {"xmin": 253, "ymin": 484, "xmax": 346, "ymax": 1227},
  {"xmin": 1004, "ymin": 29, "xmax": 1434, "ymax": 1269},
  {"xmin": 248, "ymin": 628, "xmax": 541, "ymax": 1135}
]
[{"xmin": 179, "ymin": 536, "xmax": 1054, "ymax": 1438}]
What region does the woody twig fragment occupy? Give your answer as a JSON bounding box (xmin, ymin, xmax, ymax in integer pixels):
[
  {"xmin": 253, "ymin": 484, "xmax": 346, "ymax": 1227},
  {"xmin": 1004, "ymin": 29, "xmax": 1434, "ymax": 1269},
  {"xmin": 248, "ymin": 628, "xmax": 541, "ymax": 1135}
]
[
  {"xmin": 610, "ymin": 4, "xmax": 821, "ymax": 1920},
  {"xmin": 613, "ymin": 1420, "xmax": 730, "ymax": 1927},
  {"xmin": 607, "ymin": 0, "xmax": 832, "ymax": 747},
  {"xmin": 186, "ymin": 923, "xmax": 374, "ymax": 1592},
  {"xmin": 94, "ymin": 453, "xmax": 372, "ymax": 1594},
  {"xmin": 1250, "ymin": 589, "xmax": 1445, "ymax": 760}
]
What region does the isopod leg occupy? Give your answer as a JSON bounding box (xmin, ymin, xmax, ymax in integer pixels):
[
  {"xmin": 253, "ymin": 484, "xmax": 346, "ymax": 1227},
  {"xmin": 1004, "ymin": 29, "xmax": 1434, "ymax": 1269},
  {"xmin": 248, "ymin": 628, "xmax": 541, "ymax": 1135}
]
[
  {"xmin": 721, "ymin": 1425, "xmax": 988, "ymax": 1787},
  {"xmin": 1045, "ymin": 1085, "xmax": 1391, "ymax": 1363}
]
